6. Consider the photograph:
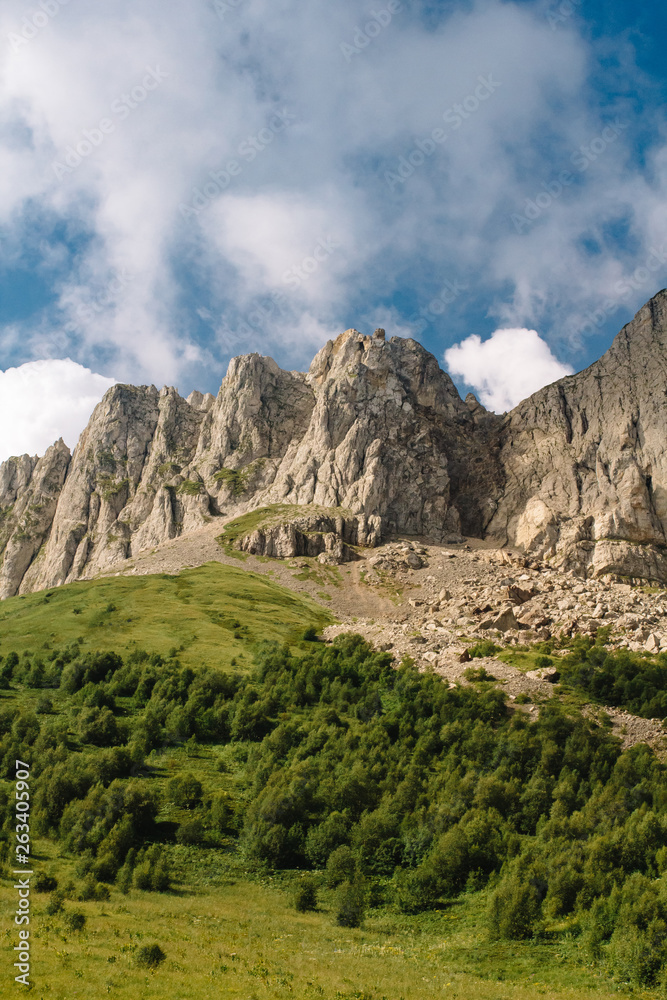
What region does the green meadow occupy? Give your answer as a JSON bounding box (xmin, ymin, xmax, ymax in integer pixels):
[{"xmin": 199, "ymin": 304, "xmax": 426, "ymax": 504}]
[{"xmin": 0, "ymin": 562, "xmax": 332, "ymax": 670}]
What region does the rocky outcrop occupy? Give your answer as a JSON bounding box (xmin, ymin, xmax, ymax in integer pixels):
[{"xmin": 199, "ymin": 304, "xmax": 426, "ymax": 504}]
[
  {"xmin": 489, "ymin": 289, "xmax": 667, "ymax": 580},
  {"xmin": 0, "ymin": 441, "xmax": 71, "ymax": 598},
  {"xmin": 236, "ymin": 512, "xmax": 381, "ymax": 563},
  {"xmin": 3, "ymin": 290, "xmax": 667, "ymax": 594}
]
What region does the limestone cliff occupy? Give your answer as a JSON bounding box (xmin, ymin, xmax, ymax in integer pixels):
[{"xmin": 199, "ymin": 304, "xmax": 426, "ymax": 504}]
[
  {"xmin": 489, "ymin": 289, "xmax": 667, "ymax": 579},
  {"xmin": 2, "ymin": 290, "xmax": 667, "ymax": 594}
]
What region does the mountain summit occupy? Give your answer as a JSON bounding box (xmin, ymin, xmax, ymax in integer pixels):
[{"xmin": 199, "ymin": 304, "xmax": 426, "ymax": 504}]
[{"xmin": 2, "ymin": 290, "xmax": 667, "ymax": 597}]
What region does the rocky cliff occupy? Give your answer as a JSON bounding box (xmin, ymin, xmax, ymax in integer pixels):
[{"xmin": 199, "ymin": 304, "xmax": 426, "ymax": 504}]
[
  {"xmin": 2, "ymin": 289, "xmax": 667, "ymax": 596},
  {"xmin": 488, "ymin": 289, "xmax": 667, "ymax": 580}
]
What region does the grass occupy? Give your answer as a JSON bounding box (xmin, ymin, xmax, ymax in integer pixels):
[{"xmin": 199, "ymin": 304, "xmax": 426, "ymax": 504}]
[
  {"xmin": 1, "ymin": 836, "xmax": 638, "ymax": 1000},
  {"xmin": 0, "ymin": 562, "xmax": 332, "ymax": 670},
  {"xmin": 216, "ymin": 503, "xmax": 355, "ymax": 553}
]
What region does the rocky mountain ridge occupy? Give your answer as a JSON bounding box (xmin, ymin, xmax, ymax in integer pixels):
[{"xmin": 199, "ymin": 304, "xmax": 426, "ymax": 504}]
[{"xmin": 1, "ymin": 288, "xmax": 667, "ymax": 597}]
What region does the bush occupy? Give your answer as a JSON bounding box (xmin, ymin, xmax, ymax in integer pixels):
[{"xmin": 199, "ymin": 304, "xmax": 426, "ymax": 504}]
[
  {"xmin": 487, "ymin": 874, "xmax": 543, "ymax": 940},
  {"xmin": 45, "ymin": 889, "xmax": 65, "ymax": 915},
  {"xmin": 136, "ymin": 943, "xmax": 166, "ymax": 969},
  {"xmin": 117, "ymin": 863, "xmax": 133, "ymax": 895},
  {"xmin": 294, "ymin": 876, "xmax": 318, "ymax": 912},
  {"xmin": 302, "ymin": 626, "xmax": 319, "ymax": 642},
  {"xmin": 464, "ymin": 666, "xmax": 495, "ymax": 682},
  {"xmin": 211, "ymin": 792, "xmax": 236, "ymax": 833},
  {"xmin": 326, "ymin": 846, "xmax": 357, "ymax": 888},
  {"xmin": 64, "ymin": 911, "xmax": 86, "ymax": 932},
  {"xmin": 468, "ymin": 641, "xmax": 500, "ymax": 659},
  {"xmin": 175, "ymin": 817, "xmax": 205, "ymax": 846},
  {"xmin": 167, "ymin": 773, "xmax": 203, "ymax": 809},
  {"xmin": 34, "ymin": 871, "xmax": 58, "ymax": 893},
  {"xmin": 79, "ymin": 873, "xmax": 110, "ymax": 901},
  {"xmin": 393, "ymin": 866, "xmax": 439, "ymax": 914},
  {"xmin": 133, "ymin": 862, "xmax": 153, "ymax": 891},
  {"xmin": 151, "ymin": 859, "xmax": 171, "ymax": 892},
  {"xmin": 336, "ymin": 880, "xmax": 365, "ymax": 928}
]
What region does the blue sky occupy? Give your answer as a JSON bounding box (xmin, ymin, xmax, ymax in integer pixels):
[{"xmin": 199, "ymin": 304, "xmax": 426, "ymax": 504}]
[{"xmin": 0, "ymin": 0, "xmax": 666, "ymax": 456}]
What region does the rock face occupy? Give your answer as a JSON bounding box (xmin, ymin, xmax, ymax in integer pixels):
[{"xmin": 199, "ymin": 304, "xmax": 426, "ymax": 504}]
[
  {"xmin": 488, "ymin": 289, "xmax": 667, "ymax": 579},
  {"xmin": 237, "ymin": 513, "xmax": 381, "ymax": 563},
  {"xmin": 3, "ymin": 290, "xmax": 667, "ymax": 594}
]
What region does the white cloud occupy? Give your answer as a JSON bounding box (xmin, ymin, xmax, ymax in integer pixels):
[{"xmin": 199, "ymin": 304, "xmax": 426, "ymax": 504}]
[
  {"xmin": 0, "ymin": 0, "xmax": 664, "ymax": 385},
  {"xmin": 0, "ymin": 359, "xmax": 116, "ymax": 462},
  {"xmin": 444, "ymin": 328, "xmax": 574, "ymax": 413}
]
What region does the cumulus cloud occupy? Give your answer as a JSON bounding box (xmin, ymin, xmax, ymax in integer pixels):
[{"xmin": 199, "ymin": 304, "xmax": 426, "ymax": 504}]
[
  {"xmin": 444, "ymin": 328, "xmax": 574, "ymax": 413},
  {"xmin": 0, "ymin": 0, "xmax": 664, "ymax": 389},
  {"xmin": 0, "ymin": 360, "xmax": 116, "ymax": 462}
]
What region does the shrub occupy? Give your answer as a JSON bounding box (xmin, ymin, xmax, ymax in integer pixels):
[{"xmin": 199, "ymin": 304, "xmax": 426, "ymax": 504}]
[
  {"xmin": 45, "ymin": 890, "xmax": 65, "ymax": 915},
  {"xmin": 302, "ymin": 626, "xmax": 319, "ymax": 642},
  {"xmin": 151, "ymin": 859, "xmax": 171, "ymax": 892},
  {"xmin": 65, "ymin": 911, "xmax": 86, "ymax": 932},
  {"xmin": 166, "ymin": 773, "xmax": 203, "ymax": 809},
  {"xmin": 133, "ymin": 862, "xmax": 153, "ymax": 891},
  {"xmin": 294, "ymin": 876, "xmax": 318, "ymax": 912},
  {"xmin": 393, "ymin": 866, "xmax": 439, "ymax": 914},
  {"xmin": 79, "ymin": 873, "xmax": 110, "ymax": 901},
  {"xmin": 464, "ymin": 666, "xmax": 495, "ymax": 682},
  {"xmin": 117, "ymin": 863, "xmax": 133, "ymax": 895},
  {"xmin": 336, "ymin": 880, "xmax": 365, "ymax": 928},
  {"xmin": 468, "ymin": 641, "xmax": 500, "ymax": 659},
  {"xmin": 487, "ymin": 874, "xmax": 543, "ymax": 940},
  {"xmin": 175, "ymin": 817, "xmax": 206, "ymax": 846},
  {"xmin": 34, "ymin": 871, "xmax": 58, "ymax": 893},
  {"xmin": 326, "ymin": 846, "xmax": 357, "ymax": 888},
  {"xmin": 136, "ymin": 943, "xmax": 166, "ymax": 969},
  {"xmin": 211, "ymin": 792, "xmax": 236, "ymax": 833}
]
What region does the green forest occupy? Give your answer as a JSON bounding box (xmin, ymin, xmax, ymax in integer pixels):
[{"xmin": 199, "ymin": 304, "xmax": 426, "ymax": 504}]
[{"xmin": 3, "ymin": 613, "xmax": 667, "ymax": 997}]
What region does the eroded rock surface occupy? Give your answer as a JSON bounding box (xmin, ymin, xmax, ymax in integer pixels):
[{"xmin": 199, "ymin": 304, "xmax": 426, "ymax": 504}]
[
  {"xmin": 490, "ymin": 289, "xmax": 667, "ymax": 580},
  {"xmin": 3, "ymin": 291, "xmax": 667, "ymax": 594}
]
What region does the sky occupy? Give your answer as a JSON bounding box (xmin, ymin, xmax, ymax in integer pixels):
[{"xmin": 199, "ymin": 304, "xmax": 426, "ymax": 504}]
[{"xmin": 0, "ymin": 0, "xmax": 666, "ymax": 459}]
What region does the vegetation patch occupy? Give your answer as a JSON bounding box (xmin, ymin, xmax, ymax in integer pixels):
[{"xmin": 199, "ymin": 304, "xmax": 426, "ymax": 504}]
[
  {"xmin": 177, "ymin": 479, "xmax": 204, "ymax": 496},
  {"xmin": 217, "ymin": 503, "xmax": 354, "ymax": 553},
  {"xmin": 0, "ymin": 563, "xmax": 331, "ymax": 671},
  {"xmin": 2, "ymin": 631, "xmax": 667, "ymax": 996}
]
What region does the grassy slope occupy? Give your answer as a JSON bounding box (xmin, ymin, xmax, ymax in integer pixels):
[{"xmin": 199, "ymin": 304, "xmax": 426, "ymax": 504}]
[
  {"xmin": 12, "ymin": 851, "xmax": 630, "ymax": 1000},
  {"xmin": 0, "ymin": 570, "xmax": 656, "ymax": 999},
  {"xmin": 11, "ymin": 735, "xmax": 630, "ymax": 1000},
  {"xmin": 0, "ymin": 562, "xmax": 332, "ymax": 669}
]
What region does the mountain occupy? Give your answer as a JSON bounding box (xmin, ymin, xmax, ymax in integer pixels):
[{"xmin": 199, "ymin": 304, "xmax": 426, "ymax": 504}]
[{"xmin": 2, "ymin": 289, "xmax": 667, "ymax": 597}]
